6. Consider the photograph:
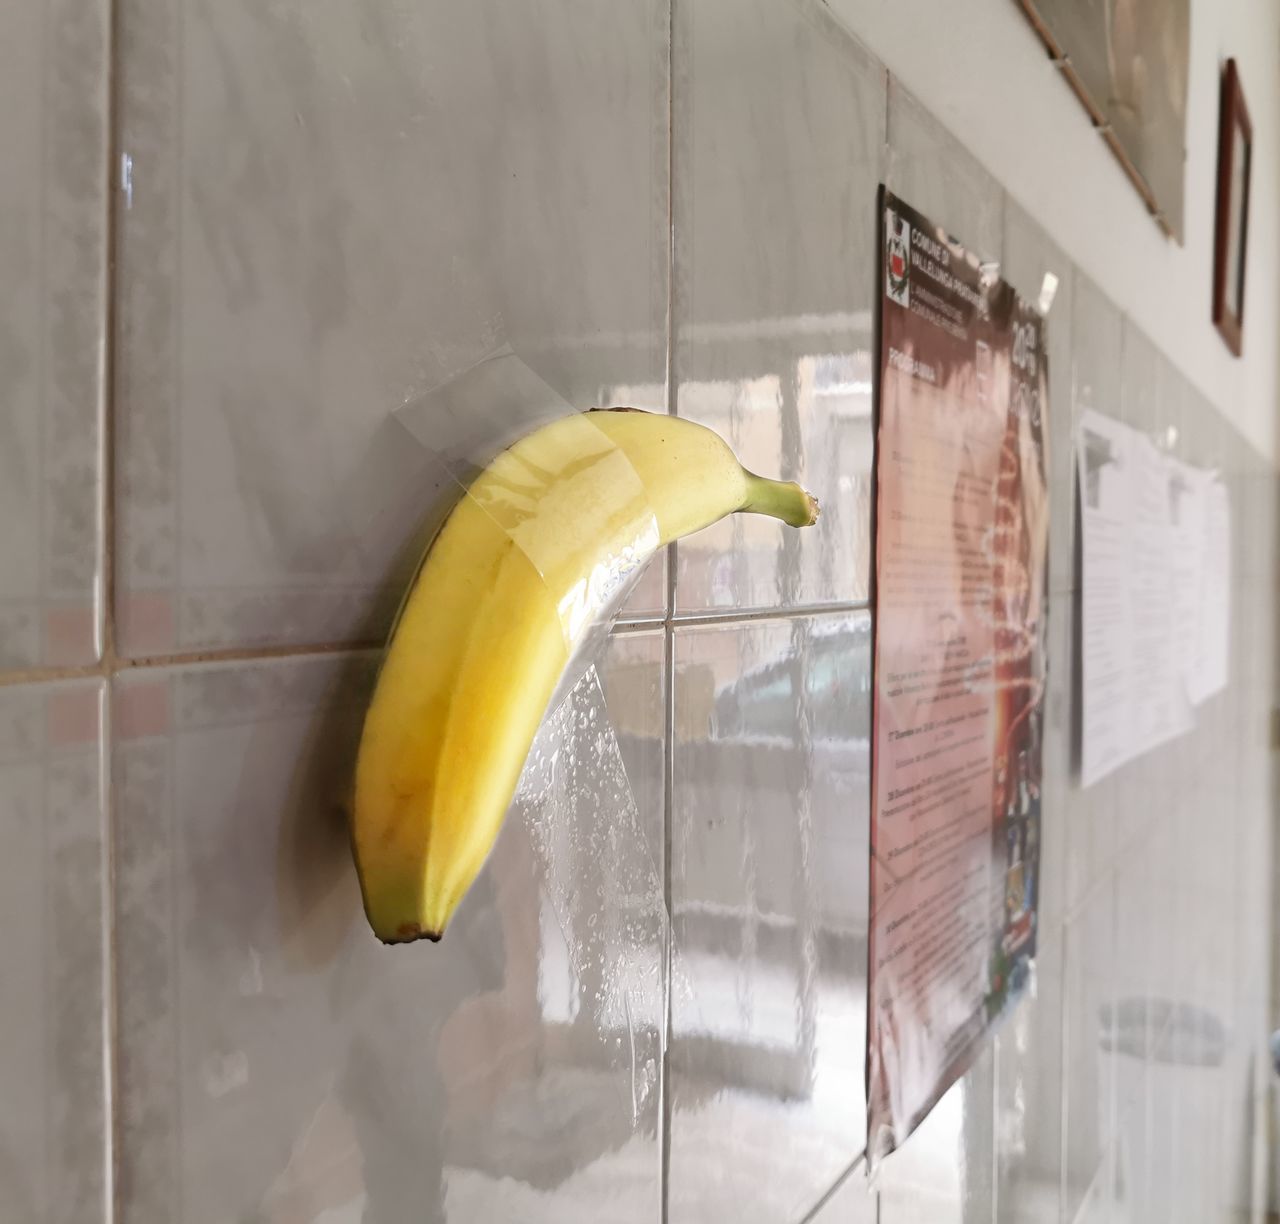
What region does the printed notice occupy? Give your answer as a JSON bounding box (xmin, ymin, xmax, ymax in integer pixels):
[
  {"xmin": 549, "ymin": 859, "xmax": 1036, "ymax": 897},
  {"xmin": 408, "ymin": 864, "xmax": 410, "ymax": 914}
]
[
  {"xmin": 1192, "ymin": 475, "xmax": 1231, "ymax": 703},
  {"xmin": 869, "ymin": 193, "xmax": 1050, "ymax": 1161},
  {"xmin": 1078, "ymin": 411, "xmax": 1229, "ymax": 784}
]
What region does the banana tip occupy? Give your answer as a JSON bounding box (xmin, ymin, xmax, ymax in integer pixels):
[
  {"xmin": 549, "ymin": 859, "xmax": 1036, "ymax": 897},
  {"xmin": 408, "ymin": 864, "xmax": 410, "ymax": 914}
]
[{"xmin": 380, "ymin": 922, "xmax": 443, "ymax": 945}]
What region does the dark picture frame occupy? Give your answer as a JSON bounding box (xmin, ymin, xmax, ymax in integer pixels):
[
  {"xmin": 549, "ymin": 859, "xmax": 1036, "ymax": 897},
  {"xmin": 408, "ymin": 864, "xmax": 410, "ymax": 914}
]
[{"xmin": 1212, "ymin": 58, "xmax": 1252, "ymax": 356}]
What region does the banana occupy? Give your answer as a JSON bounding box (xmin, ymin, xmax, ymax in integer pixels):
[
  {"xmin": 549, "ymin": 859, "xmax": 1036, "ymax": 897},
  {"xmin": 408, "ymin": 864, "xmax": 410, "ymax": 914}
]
[{"xmin": 352, "ymin": 408, "xmax": 819, "ymax": 943}]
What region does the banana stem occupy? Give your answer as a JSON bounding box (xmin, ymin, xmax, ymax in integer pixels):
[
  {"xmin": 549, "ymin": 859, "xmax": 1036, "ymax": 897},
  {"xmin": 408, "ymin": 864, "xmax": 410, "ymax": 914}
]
[{"xmin": 741, "ymin": 472, "xmax": 821, "ymax": 528}]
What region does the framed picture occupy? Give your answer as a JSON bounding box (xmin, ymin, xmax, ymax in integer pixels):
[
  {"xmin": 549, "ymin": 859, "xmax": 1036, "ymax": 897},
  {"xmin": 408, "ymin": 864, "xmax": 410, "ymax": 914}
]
[
  {"xmin": 1017, "ymin": 0, "xmax": 1190, "ymax": 239},
  {"xmin": 1213, "ymin": 58, "xmax": 1251, "ymax": 356}
]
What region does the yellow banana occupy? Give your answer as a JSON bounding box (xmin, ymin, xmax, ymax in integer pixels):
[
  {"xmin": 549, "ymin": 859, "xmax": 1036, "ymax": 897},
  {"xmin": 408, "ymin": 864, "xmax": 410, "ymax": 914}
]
[{"xmin": 352, "ymin": 408, "xmax": 819, "ymax": 943}]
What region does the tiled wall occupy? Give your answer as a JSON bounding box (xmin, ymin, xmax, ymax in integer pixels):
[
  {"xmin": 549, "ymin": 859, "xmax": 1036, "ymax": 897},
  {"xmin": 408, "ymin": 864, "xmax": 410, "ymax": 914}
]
[{"xmin": 1, "ymin": 1, "xmax": 1274, "ymax": 1222}]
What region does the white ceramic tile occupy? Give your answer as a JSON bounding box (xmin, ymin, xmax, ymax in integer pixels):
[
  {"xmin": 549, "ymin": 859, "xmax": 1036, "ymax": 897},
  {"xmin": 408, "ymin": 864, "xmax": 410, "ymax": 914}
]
[
  {"xmin": 886, "ymin": 82, "xmax": 1003, "ymax": 268},
  {"xmin": 0, "ymin": 679, "xmax": 108, "ymax": 1222},
  {"xmin": 1171, "ymin": 774, "xmax": 1235, "ymax": 1016},
  {"xmin": 1166, "ymin": 1061, "xmax": 1229, "ymax": 1224},
  {"xmin": 1177, "ymin": 386, "xmax": 1231, "ymax": 484},
  {"xmin": 995, "ymin": 600, "xmax": 1067, "ymax": 1224},
  {"xmin": 0, "ymin": 0, "xmax": 108, "ymax": 670},
  {"xmin": 1061, "ymin": 599, "xmax": 1117, "ymax": 914},
  {"xmin": 1068, "ymin": 1160, "xmax": 1116, "ymax": 1224},
  {"xmin": 1111, "ymin": 849, "xmax": 1152, "ymax": 1093},
  {"xmin": 805, "ymin": 1164, "xmax": 878, "ymax": 1224},
  {"xmin": 113, "ymin": 633, "xmax": 666, "ymax": 1223},
  {"xmin": 1213, "ymin": 1042, "xmax": 1258, "ymax": 1221},
  {"xmin": 1110, "ymin": 848, "xmax": 1152, "ymax": 1221},
  {"xmin": 114, "ymin": 0, "xmax": 670, "ymax": 655},
  {"xmin": 1231, "ymin": 706, "xmax": 1272, "ymax": 1017},
  {"xmin": 1145, "ymin": 1053, "xmax": 1183, "ymax": 1224},
  {"xmin": 1041, "ymin": 591, "xmax": 1071, "ymax": 932},
  {"xmin": 1119, "ymin": 320, "xmax": 1161, "ymax": 440},
  {"xmin": 1143, "ymin": 805, "xmax": 1181, "ymax": 1020},
  {"xmin": 1108, "ymin": 763, "xmax": 1142, "ymax": 866},
  {"xmin": 1154, "ymin": 353, "xmax": 1191, "ymax": 501},
  {"xmin": 672, "ymin": 0, "xmax": 884, "ymax": 614},
  {"xmin": 997, "ymin": 602, "xmax": 1068, "ymax": 1224},
  {"xmin": 1002, "ymin": 200, "xmax": 1075, "ymax": 598},
  {"xmin": 668, "ymin": 612, "xmax": 871, "ymax": 1223},
  {"xmin": 995, "ymin": 935, "xmax": 1065, "ymax": 1224},
  {"xmin": 1218, "ymin": 613, "xmax": 1268, "ymax": 1224},
  {"xmin": 877, "ymin": 1048, "xmax": 995, "ymax": 1224},
  {"xmin": 1061, "ymin": 874, "xmax": 1116, "ymax": 1223},
  {"xmin": 1070, "ymin": 272, "xmax": 1122, "ymax": 432},
  {"xmin": 1249, "ymin": 466, "xmax": 1278, "ymax": 597}
]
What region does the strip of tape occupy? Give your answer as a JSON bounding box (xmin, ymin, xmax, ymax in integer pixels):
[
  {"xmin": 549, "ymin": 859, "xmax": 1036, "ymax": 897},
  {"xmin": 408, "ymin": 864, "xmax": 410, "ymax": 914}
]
[{"xmin": 393, "ymin": 348, "xmax": 660, "ymax": 693}]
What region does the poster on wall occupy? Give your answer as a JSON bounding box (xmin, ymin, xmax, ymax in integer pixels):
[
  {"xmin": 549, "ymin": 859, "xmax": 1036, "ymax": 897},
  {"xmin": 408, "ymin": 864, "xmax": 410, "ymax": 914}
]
[{"xmin": 868, "ymin": 191, "xmax": 1050, "ymax": 1161}]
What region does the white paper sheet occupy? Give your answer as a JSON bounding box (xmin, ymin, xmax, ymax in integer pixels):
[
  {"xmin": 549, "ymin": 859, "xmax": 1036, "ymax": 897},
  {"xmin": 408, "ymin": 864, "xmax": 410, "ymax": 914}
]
[
  {"xmin": 1167, "ymin": 457, "xmax": 1206, "ymax": 712},
  {"xmin": 1077, "ymin": 411, "xmax": 1132, "ymax": 787},
  {"xmin": 1192, "ymin": 476, "xmax": 1231, "ymax": 703},
  {"xmin": 1077, "ymin": 411, "xmax": 1228, "ymax": 787}
]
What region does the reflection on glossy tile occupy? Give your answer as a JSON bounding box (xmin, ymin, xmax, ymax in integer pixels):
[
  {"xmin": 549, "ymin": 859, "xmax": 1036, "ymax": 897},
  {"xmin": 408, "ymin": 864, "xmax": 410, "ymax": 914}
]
[
  {"xmin": 0, "ymin": 680, "xmax": 108, "ymax": 1221},
  {"xmin": 995, "ymin": 588, "xmax": 1069, "ymax": 1215},
  {"xmin": 807, "ymin": 1163, "xmax": 878, "ymax": 1223},
  {"xmin": 1062, "ymin": 876, "xmax": 1116, "ymax": 1223},
  {"xmin": 669, "ymin": 613, "xmax": 871, "ymax": 1222},
  {"xmin": 1119, "ymin": 320, "xmax": 1161, "ymax": 439},
  {"xmin": 1040, "ymin": 592, "xmax": 1071, "ymax": 936},
  {"xmin": 599, "ymin": 631, "xmax": 667, "ymax": 869},
  {"xmin": 0, "ymin": 0, "xmax": 108, "ymax": 669},
  {"xmin": 114, "ymin": 633, "xmax": 666, "ymax": 1223},
  {"xmin": 673, "ymin": 0, "xmax": 884, "ymax": 613},
  {"xmin": 1061, "ymin": 600, "xmax": 1118, "ymax": 913},
  {"xmin": 1002, "ymin": 201, "xmax": 1075, "ymax": 597},
  {"xmin": 1111, "ymin": 847, "xmax": 1151, "ymax": 1220},
  {"xmin": 1070, "ymin": 272, "xmax": 1122, "ymax": 428},
  {"xmin": 114, "ymin": 0, "xmax": 670, "ymax": 654},
  {"xmin": 1162, "ymin": 731, "xmax": 1237, "ymax": 1224},
  {"xmin": 877, "ymin": 1048, "xmax": 994, "ymax": 1224},
  {"xmin": 887, "ymin": 82, "xmax": 1003, "ymax": 265},
  {"xmin": 996, "ymin": 933, "xmax": 1065, "ymax": 1222}
]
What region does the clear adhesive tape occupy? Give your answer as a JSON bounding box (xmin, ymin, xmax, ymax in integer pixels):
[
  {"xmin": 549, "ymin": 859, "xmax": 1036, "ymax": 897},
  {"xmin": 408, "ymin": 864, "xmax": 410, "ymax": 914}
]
[
  {"xmin": 393, "ymin": 348, "xmax": 661, "ymax": 684},
  {"xmin": 466, "ymin": 410, "xmax": 660, "ymax": 645}
]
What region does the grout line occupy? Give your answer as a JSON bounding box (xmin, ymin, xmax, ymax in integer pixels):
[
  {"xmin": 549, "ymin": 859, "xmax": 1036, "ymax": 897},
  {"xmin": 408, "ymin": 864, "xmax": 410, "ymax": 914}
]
[
  {"xmin": 38, "ymin": 0, "xmax": 49, "ymax": 689},
  {"xmin": 101, "ymin": 0, "xmax": 122, "ymax": 1212},
  {"xmin": 98, "ymin": 679, "xmax": 117, "ymax": 1224},
  {"xmin": 660, "ymin": 612, "xmax": 676, "ymax": 1224},
  {"xmin": 666, "ymin": 600, "xmax": 871, "ymax": 630},
  {"xmin": 1058, "ymin": 910, "xmax": 1071, "ymax": 1224},
  {"xmin": 659, "ymin": 0, "xmax": 676, "ymax": 1219},
  {"xmin": 100, "ymin": 81, "xmax": 118, "ymax": 674},
  {"xmin": 883, "ymin": 58, "xmax": 891, "ymax": 154},
  {"xmin": 991, "ymin": 1022, "xmax": 1001, "ymax": 1224},
  {"xmin": 0, "ymin": 601, "xmax": 875, "ymax": 688},
  {"xmin": 611, "ymin": 615, "xmax": 667, "ymax": 635},
  {"xmin": 0, "ymin": 662, "xmax": 110, "ymax": 690},
  {"xmin": 0, "ymin": 638, "xmax": 385, "ymax": 690},
  {"xmin": 116, "ymin": 638, "xmax": 381, "ymax": 670}
]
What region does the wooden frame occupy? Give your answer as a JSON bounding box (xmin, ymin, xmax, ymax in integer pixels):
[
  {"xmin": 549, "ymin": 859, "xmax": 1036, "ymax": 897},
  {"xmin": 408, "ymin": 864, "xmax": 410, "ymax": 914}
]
[
  {"xmin": 1016, "ymin": 0, "xmax": 1187, "ymax": 239},
  {"xmin": 1212, "ymin": 58, "xmax": 1252, "ymax": 356}
]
